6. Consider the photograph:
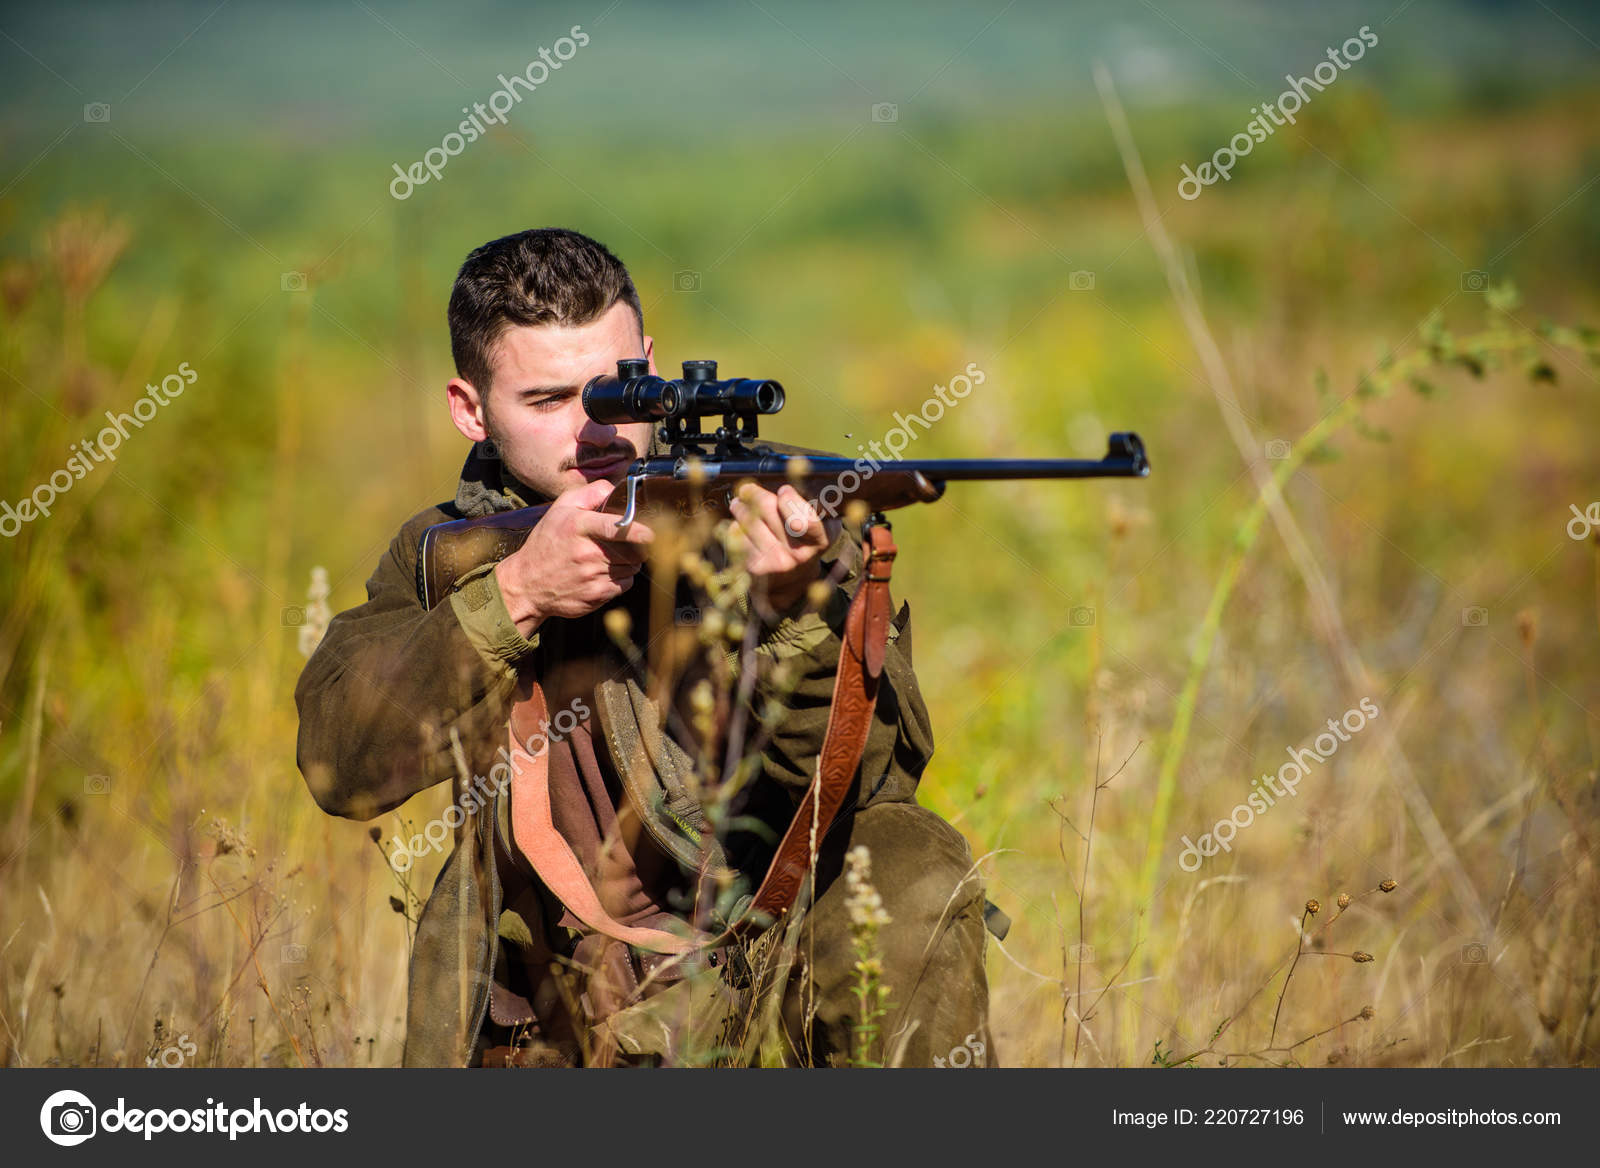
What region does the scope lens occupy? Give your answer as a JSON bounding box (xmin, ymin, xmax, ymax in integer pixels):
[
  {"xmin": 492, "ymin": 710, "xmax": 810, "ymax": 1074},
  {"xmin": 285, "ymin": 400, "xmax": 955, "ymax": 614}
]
[{"xmin": 753, "ymin": 381, "xmax": 782, "ymax": 413}]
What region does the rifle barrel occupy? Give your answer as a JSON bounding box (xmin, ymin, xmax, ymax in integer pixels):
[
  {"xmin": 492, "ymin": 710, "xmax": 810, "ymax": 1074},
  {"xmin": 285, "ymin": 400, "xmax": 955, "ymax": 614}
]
[
  {"xmin": 883, "ymin": 457, "xmax": 1147, "ymax": 480},
  {"xmin": 656, "ymin": 432, "xmax": 1149, "ymax": 483}
]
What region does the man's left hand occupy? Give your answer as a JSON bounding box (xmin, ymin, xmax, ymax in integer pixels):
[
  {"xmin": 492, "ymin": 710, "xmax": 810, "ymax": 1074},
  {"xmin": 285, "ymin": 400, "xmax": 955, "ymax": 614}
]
[{"xmin": 727, "ymin": 482, "xmax": 839, "ymax": 613}]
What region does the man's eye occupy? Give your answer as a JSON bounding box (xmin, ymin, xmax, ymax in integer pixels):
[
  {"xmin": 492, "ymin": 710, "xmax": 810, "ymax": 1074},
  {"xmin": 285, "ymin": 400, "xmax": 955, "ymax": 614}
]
[{"xmin": 529, "ymin": 395, "xmax": 568, "ymax": 411}]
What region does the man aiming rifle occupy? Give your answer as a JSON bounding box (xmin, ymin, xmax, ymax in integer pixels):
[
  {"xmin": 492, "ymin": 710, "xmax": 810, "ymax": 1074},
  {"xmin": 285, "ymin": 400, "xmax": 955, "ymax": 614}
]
[{"xmin": 295, "ymin": 227, "xmax": 1146, "ymax": 1067}]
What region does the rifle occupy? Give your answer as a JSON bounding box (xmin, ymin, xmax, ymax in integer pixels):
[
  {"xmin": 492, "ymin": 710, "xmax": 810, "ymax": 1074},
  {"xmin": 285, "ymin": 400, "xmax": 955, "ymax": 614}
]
[
  {"xmin": 416, "ymin": 358, "xmax": 1149, "ymax": 610},
  {"xmin": 416, "ymin": 359, "xmax": 1149, "ymax": 946}
]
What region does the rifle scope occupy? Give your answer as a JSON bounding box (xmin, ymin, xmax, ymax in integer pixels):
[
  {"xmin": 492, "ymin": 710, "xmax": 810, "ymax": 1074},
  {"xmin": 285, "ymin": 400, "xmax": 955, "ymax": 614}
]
[{"xmin": 583, "ymin": 359, "xmax": 785, "ymax": 425}]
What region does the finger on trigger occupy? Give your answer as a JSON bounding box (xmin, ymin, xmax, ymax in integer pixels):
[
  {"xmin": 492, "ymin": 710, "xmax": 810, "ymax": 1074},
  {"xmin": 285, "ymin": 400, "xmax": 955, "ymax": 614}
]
[{"xmin": 611, "ymin": 516, "xmax": 655, "ymax": 545}]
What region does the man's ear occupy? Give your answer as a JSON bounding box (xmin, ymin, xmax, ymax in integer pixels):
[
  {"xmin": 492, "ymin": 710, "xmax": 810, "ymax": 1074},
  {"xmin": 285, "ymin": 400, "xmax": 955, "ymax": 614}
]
[
  {"xmin": 446, "ymin": 377, "xmax": 489, "ymax": 443},
  {"xmin": 644, "ymin": 335, "xmax": 658, "ymax": 377}
]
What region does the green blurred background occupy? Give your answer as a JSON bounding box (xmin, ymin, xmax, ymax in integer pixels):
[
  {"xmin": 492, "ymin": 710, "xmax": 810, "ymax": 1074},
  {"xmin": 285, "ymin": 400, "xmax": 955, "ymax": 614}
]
[{"xmin": 2, "ymin": 0, "xmax": 1597, "ymax": 1067}]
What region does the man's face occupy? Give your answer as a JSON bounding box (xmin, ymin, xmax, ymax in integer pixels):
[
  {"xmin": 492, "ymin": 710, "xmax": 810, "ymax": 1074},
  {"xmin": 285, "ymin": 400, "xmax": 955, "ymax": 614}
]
[{"xmin": 447, "ymin": 299, "xmax": 656, "ymax": 501}]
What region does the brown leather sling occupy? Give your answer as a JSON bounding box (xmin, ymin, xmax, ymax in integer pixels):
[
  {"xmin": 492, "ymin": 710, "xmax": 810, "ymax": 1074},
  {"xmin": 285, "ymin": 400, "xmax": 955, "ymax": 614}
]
[{"xmin": 503, "ymin": 522, "xmax": 899, "ymax": 956}]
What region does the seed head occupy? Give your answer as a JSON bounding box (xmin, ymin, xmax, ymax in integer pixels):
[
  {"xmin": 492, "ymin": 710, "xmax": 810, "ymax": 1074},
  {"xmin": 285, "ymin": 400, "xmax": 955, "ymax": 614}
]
[
  {"xmin": 1352, "ymin": 951, "xmax": 1374, "ymax": 963},
  {"xmin": 678, "ymin": 552, "xmax": 712, "ymax": 586},
  {"xmin": 603, "ymin": 608, "xmax": 632, "ymax": 642},
  {"xmin": 844, "ymin": 845, "xmax": 891, "ymax": 930},
  {"xmin": 1337, "ymin": 892, "xmax": 1351, "ymax": 910},
  {"xmin": 717, "ymin": 519, "xmax": 746, "ymax": 557},
  {"xmin": 1305, "ymin": 899, "xmax": 1321, "ymax": 916},
  {"xmin": 1378, "ymin": 879, "xmax": 1397, "ymax": 893},
  {"xmin": 1358, "ymin": 1005, "xmax": 1376, "ymax": 1020}
]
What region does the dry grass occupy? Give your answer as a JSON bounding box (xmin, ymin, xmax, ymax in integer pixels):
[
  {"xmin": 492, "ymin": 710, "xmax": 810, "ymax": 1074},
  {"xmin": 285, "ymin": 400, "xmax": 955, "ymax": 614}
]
[{"xmin": 2, "ymin": 92, "xmax": 1598, "ymax": 1067}]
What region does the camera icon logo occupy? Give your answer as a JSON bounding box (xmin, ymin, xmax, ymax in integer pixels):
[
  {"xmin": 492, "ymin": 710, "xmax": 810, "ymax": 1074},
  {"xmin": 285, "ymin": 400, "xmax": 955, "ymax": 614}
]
[
  {"xmin": 870, "ymin": 102, "xmax": 899, "ymax": 123},
  {"xmin": 83, "ymin": 103, "xmax": 111, "ymax": 123},
  {"xmin": 280, "ymin": 271, "xmax": 308, "ymax": 292},
  {"xmin": 1460, "ymin": 270, "xmax": 1489, "ymax": 292},
  {"xmin": 1265, "ymin": 438, "xmax": 1291, "ymax": 460},
  {"xmin": 1070, "ymin": 606, "xmax": 1096, "ymax": 627},
  {"xmin": 674, "ymin": 606, "xmax": 701, "ymax": 626},
  {"xmin": 1069, "ymin": 270, "xmax": 1096, "ymax": 291},
  {"xmin": 479, "ymin": 438, "xmax": 500, "ymax": 461},
  {"xmin": 1067, "ymin": 943, "xmax": 1096, "ymax": 963},
  {"xmin": 281, "ymin": 943, "xmax": 308, "ymax": 964},
  {"xmin": 673, "ymin": 269, "xmax": 701, "ymax": 292},
  {"xmin": 1461, "ymin": 941, "xmax": 1488, "ymax": 965},
  {"xmin": 1460, "ymin": 606, "xmax": 1488, "ymax": 627},
  {"xmin": 84, "ymin": 774, "xmax": 111, "ymax": 795},
  {"xmin": 40, "ymin": 1089, "xmax": 97, "ymax": 1146}
]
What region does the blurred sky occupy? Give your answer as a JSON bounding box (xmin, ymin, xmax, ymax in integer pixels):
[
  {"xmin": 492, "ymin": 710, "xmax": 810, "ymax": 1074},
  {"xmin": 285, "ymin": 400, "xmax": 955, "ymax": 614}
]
[{"xmin": 1, "ymin": 0, "xmax": 1595, "ymax": 144}]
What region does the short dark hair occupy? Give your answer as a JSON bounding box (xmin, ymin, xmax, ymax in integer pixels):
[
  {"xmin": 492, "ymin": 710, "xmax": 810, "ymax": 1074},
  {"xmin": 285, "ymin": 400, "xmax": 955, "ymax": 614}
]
[{"xmin": 447, "ymin": 228, "xmax": 643, "ymax": 392}]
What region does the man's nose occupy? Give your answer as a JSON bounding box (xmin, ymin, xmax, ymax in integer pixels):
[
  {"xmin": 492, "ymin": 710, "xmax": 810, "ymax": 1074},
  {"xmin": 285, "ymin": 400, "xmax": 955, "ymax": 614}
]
[{"xmin": 574, "ymin": 404, "xmax": 618, "ymax": 449}]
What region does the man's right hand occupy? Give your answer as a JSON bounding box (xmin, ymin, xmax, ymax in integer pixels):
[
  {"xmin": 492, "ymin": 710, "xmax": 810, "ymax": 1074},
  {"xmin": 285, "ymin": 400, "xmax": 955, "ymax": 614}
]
[{"xmin": 493, "ymin": 478, "xmax": 655, "ymax": 639}]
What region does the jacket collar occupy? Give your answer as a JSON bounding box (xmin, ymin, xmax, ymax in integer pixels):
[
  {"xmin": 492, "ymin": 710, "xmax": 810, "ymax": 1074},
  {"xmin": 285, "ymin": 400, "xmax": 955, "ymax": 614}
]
[{"xmin": 452, "ymin": 441, "xmax": 536, "ymax": 519}]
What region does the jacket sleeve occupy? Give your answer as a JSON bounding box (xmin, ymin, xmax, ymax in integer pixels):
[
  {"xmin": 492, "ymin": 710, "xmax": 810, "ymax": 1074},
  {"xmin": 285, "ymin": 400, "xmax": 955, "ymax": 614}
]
[
  {"xmin": 294, "ymin": 511, "xmax": 537, "ymax": 820},
  {"xmin": 737, "ymin": 529, "xmax": 935, "ymax": 811}
]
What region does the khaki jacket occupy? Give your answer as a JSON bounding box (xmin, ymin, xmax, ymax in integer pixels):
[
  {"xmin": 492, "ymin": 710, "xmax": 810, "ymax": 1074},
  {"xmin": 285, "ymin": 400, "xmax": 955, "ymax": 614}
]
[{"xmin": 294, "ymin": 436, "xmax": 935, "ymax": 1065}]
